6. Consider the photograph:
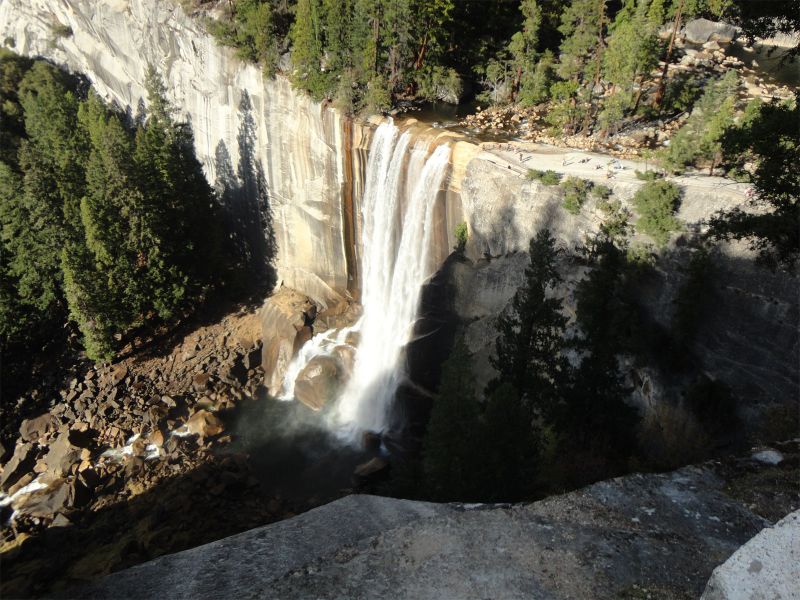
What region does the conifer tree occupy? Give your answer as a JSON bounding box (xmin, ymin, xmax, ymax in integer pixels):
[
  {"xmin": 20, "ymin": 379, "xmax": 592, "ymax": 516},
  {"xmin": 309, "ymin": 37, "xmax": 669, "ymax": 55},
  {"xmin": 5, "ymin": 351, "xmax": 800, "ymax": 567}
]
[
  {"xmin": 489, "ymin": 229, "xmax": 569, "ymax": 418},
  {"xmin": 564, "ymin": 239, "xmax": 639, "ymax": 458},
  {"xmin": 509, "ymin": 0, "xmax": 543, "ymax": 103},
  {"xmin": 482, "ymin": 381, "xmax": 540, "ymax": 499},
  {"xmin": 423, "ymin": 338, "xmax": 487, "ymax": 501}
]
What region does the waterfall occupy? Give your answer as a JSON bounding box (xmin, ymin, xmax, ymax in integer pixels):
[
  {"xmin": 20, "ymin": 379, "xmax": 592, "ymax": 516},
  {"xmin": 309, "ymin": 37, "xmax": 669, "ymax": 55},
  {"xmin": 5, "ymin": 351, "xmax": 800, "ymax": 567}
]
[{"xmin": 280, "ymin": 120, "xmax": 451, "ymax": 436}]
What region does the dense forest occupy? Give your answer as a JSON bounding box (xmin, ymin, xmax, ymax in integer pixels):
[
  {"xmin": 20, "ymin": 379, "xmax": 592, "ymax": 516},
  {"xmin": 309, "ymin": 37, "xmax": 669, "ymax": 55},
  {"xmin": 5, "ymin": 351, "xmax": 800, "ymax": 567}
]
[
  {"xmin": 0, "ymin": 51, "xmax": 244, "ymax": 371},
  {"xmin": 201, "ymin": 0, "xmax": 798, "ymax": 120}
]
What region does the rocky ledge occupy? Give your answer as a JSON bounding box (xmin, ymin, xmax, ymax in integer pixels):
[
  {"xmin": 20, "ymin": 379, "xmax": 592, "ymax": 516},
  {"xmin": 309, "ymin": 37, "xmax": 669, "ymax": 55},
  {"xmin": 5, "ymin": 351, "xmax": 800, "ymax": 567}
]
[{"xmin": 75, "ymin": 442, "xmax": 798, "ymax": 600}]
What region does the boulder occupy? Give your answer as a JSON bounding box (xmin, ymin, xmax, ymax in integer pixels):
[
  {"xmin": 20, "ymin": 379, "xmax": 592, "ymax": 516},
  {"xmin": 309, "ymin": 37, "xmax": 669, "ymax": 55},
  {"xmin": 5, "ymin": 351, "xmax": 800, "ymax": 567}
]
[
  {"xmin": 17, "ymin": 477, "xmax": 71, "ymax": 518},
  {"xmin": 701, "ymin": 511, "xmax": 800, "ymax": 599},
  {"xmin": 110, "ymin": 363, "xmax": 128, "ymax": 386},
  {"xmin": 684, "ymin": 18, "xmax": 737, "ymax": 44},
  {"xmin": 0, "ymin": 442, "xmax": 38, "ymax": 491},
  {"xmin": 261, "ymin": 289, "xmax": 317, "ymax": 396},
  {"xmin": 293, "ymin": 356, "xmax": 342, "ymax": 411},
  {"xmin": 44, "ymin": 429, "xmax": 82, "ymax": 476},
  {"xmin": 192, "ymin": 373, "xmax": 212, "ymax": 392},
  {"xmin": 186, "ymin": 410, "xmax": 225, "ymax": 438},
  {"xmin": 19, "ymin": 413, "xmax": 60, "ymax": 443},
  {"xmin": 353, "ymin": 456, "xmax": 389, "ymax": 479}
]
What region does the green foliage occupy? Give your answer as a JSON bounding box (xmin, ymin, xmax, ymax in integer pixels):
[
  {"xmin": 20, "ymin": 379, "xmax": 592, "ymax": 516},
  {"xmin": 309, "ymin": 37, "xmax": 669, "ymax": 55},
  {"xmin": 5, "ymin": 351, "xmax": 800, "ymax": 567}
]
[
  {"xmin": 632, "ymin": 179, "xmax": 682, "ymax": 245},
  {"xmin": 489, "ymin": 230, "xmax": 569, "ymax": 419},
  {"xmin": 0, "ymin": 55, "xmax": 231, "ymax": 360},
  {"xmin": 634, "ymin": 169, "xmax": 662, "ymax": 181},
  {"xmin": 659, "ymin": 71, "xmax": 740, "ymax": 174},
  {"xmin": 671, "ymin": 247, "xmax": 711, "ymax": 351},
  {"xmin": 207, "ymin": 0, "xmax": 278, "ymax": 73},
  {"xmin": 481, "ymin": 381, "xmax": 540, "ymax": 499},
  {"xmin": 526, "ymin": 168, "xmax": 562, "ymax": 185},
  {"xmin": 453, "ymin": 221, "xmax": 468, "ymax": 251},
  {"xmin": 708, "ymin": 95, "xmax": 799, "ymax": 268},
  {"xmin": 518, "ymin": 49, "xmax": 555, "ymax": 106},
  {"xmin": 565, "ymin": 239, "xmax": 640, "ymax": 458},
  {"xmin": 591, "ymin": 183, "xmax": 612, "ymax": 199},
  {"xmin": 659, "ymin": 72, "xmax": 703, "ymax": 116},
  {"xmin": 598, "ymin": 198, "xmax": 632, "ymax": 244},
  {"xmin": 560, "ymin": 176, "xmax": 590, "ymax": 215},
  {"xmin": 422, "ymin": 338, "xmax": 487, "ymax": 501}
]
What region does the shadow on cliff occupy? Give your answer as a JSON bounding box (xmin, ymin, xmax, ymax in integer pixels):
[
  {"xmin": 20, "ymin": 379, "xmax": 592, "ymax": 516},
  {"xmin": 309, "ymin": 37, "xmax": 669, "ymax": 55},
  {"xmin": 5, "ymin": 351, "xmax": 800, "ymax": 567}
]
[{"xmin": 214, "ymin": 91, "xmax": 278, "ymax": 296}]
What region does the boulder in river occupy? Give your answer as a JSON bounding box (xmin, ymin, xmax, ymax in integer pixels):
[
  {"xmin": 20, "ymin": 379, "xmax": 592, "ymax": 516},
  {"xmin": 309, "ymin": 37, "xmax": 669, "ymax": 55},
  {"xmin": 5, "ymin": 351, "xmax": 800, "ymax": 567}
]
[{"xmin": 293, "ymin": 356, "xmax": 342, "ymax": 411}]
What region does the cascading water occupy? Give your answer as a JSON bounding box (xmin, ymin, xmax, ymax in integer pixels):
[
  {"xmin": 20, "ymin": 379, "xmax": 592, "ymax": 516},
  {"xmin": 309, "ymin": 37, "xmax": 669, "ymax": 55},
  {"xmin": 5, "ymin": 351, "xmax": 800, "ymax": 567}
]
[{"xmin": 279, "ymin": 120, "xmax": 451, "ymax": 437}]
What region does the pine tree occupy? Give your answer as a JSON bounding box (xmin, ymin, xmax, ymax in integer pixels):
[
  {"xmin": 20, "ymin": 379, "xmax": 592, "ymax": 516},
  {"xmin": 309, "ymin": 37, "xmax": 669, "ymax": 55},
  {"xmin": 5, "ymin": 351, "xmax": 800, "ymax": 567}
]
[
  {"xmin": 482, "ymin": 381, "xmax": 540, "ymax": 499},
  {"xmin": 600, "ymin": 0, "xmax": 660, "ymax": 128},
  {"xmin": 708, "ymin": 94, "xmax": 800, "ymax": 268},
  {"xmin": 489, "ymin": 229, "xmax": 569, "ymax": 418},
  {"xmin": 509, "ymin": 0, "xmax": 543, "ymax": 103},
  {"xmin": 423, "ymin": 338, "xmax": 487, "ymax": 501},
  {"xmin": 564, "ymin": 240, "xmax": 640, "ymax": 458},
  {"xmin": 290, "ymin": 0, "xmax": 330, "ymax": 98}
]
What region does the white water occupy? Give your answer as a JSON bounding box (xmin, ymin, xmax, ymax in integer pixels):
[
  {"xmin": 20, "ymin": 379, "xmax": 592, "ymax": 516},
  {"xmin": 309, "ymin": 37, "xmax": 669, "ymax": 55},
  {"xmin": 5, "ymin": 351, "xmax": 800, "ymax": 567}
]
[{"xmin": 280, "ymin": 121, "xmax": 451, "ymax": 436}]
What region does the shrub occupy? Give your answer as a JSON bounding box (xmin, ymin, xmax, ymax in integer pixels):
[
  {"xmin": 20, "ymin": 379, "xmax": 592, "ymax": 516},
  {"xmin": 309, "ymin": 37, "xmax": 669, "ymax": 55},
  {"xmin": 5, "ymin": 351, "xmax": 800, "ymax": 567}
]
[
  {"xmin": 638, "ymin": 402, "xmax": 710, "ymax": 470},
  {"xmin": 51, "ymin": 23, "xmax": 73, "ymax": 38},
  {"xmin": 632, "ymin": 180, "xmax": 682, "ymax": 245},
  {"xmin": 560, "ymin": 176, "xmax": 590, "ymax": 215},
  {"xmin": 454, "ymin": 221, "xmax": 468, "ymax": 251},
  {"xmin": 635, "ymin": 169, "xmax": 662, "ymax": 182},
  {"xmin": 598, "ymin": 198, "xmax": 631, "ymax": 243},
  {"xmin": 526, "ymin": 169, "xmax": 562, "ymax": 185},
  {"xmin": 591, "ymin": 184, "xmax": 612, "ymax": 200}
]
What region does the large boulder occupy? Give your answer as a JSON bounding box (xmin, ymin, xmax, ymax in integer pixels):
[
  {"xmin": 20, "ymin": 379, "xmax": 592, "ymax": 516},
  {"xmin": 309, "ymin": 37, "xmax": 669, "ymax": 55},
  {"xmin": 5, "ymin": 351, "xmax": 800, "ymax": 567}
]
[
  {"xmin": 260, "ymin": 288, "xmax": 318, "ymax": 396},
  {"xmin": 186, "ymin": 410, "xmax": 225, "ymax": 438},
  {"xmin": 701, "ymin": 510, "xmax": 799, "ymax": 599},
  {"xmin": 19, "ymin": 413, "xmax": 60, "ymax": 443},
  {"xmin": 44, "ymin": 429, "xmax": 83, "ymax": 476},
  {"xmin": 293, "ymin": 355, "xmax": 342, "ymax": 411},
  {"xmin": 0, "ymin": 442, "xmax": 38, "ymax": 492},
  {"xmin": 684, "ymin": 19, "xmax": 737, "ymax": 44}
]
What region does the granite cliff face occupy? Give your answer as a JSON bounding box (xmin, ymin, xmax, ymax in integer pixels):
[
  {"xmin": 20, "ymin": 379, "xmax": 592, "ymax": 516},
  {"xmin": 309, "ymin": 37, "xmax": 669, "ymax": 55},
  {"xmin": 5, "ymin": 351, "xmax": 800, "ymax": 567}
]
[
  {"xmin": 0, "ymin": 0, "xmax": 370, "ymax": 306},
  {"xmin": 1, "ymin": 0, "xmax": 797, "ymax": 425}
]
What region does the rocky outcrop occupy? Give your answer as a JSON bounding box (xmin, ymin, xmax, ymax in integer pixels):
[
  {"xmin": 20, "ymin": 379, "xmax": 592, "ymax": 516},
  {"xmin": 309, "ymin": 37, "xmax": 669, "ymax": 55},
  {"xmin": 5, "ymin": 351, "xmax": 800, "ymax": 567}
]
[
  {"xmin": 74, "ymin": 448, "xmax": 798, "ymax": 599},
  {"xmin": 684, "ymin": 18, "xmax": 738, "ymax": 44},
  {"xmin": 701, "ymin": 510, "xmax": 800, "ymax": 600},
  {"xmin": 454, "ymin": 146, "xmax": 799, "ymax": 422}
]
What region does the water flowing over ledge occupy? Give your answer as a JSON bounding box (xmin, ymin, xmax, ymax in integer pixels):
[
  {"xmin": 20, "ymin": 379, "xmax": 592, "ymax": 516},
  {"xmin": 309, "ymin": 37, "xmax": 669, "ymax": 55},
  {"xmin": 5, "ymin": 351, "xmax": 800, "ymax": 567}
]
[{"xmin": 280, "ymin": 121, "xmax": 453, "ymax": 437}]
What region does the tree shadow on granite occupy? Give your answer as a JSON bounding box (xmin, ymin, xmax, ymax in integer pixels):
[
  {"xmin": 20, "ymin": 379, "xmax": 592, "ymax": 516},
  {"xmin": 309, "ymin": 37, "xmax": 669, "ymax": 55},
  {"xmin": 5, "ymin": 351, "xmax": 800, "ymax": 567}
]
[{"xmin": 213, "ymin": 91, "xmax": 278, "ymax": 297}]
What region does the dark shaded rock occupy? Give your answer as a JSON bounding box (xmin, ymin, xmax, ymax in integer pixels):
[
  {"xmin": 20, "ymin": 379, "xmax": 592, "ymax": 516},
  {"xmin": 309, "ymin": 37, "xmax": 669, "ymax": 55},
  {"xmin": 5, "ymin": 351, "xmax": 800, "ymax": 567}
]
[
  {"xmin": 0, "ymin": 442, "xmax": 37, "ymax": 492},
  {"xmin": 244, "ymin": 344, "xmax": 262, "ymax": 371},
  {"xmin": 19, "ymin": 413, "xmax": 60, "ymax": 443},
  {"xmin": 67, "ymin": 428, "xmax": 98, "ymax": 450},
  {"xmin": 353, "ymin": 456, "xmax": 389, "ymax": 480}
]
